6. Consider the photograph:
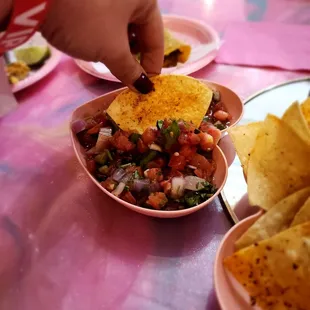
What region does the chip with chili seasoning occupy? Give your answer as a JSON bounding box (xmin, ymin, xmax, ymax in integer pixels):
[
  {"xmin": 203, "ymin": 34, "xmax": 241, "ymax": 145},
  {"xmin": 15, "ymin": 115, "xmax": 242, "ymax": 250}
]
[
  {"xmin": 107, "ymin": 75, "xmax": 213, "ymax": 134},
  {"xmin": 224, "ymin": 221, "xmax": 310, "ymax": 310}
]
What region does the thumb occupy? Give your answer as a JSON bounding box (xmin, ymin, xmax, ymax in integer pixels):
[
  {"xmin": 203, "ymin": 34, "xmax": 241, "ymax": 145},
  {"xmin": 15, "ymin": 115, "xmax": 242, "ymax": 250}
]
[{"xmin": 101, "ymin": 32, "xmax": 154, "ymax": 94}]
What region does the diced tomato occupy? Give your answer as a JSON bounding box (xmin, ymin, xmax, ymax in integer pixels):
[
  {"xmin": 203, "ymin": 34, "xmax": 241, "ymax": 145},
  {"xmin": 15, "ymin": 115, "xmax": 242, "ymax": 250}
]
[
  {"xmin": 147, "ymin": 157, "xmax": 166, "ymax": 169},
  {"xmin": 137, "ymin": 138, "xmax": 148, "ymax": 153},
  {"xmin": 199, "ymin": 132, "xmax": 214, "ymax": 151},
  {"xmin": 144, "ymin": 168, "xmax": 164, "ymax": 182},
  {"xmin": 213, "ymin": 102, "xmax": 225, "ymax": 112},
  {"xmin": 180, "ymin": 145, "xmax": 197, "ymax": 160},
  {"xmin": 190, "ymin": 153, "xmax": 213, "ymax": 179},
  {"xmin": 93, "ymin": 113, "xmax": 107, "ymax": 125},
  {"xmin": 87, "ymin": 123, "xmax": 102, "ymax": 135},
  {"xmin": 188, "ymin": 132, "xmax": 200, "ymax": 145},
  {"xmin": 167, "ymin": 170, "xmax": 184, "ymax": 178},
  {"xmin": 121, "ymin": 191, "xmax": 137, "ymax": 204},
  {"xmin": 163, "ymin": 119, "xmax": 172, "ymax": 129},
  {"xmin": 178, "ymin": 132, "xmax": 189, "ymax": 145},
  {"xmin": 111, "ymin": 131, "xmax": 135, "ymax": 152},
  {"xmin": 178, "ymin": 132, "xmax": 200, "ymax": 145},
  {"xmin": 146, "ymin": 192, "xmax": 168, "ymax": 210},
  {"xmin": 142, "ymin": 127, "xmax": 158, "ymax": 145},
  {"xmin": 160, "ymin": 180, "xmax": 172, "ymax": 195},
  {"xmin": 194, "ymin": 168, "xmax": 208, "ymax": 179},
  {"xmin": 168, "ymin": 154, "xmax": 186, "ymax": 171},
  {"xmin": 101, "ymin": 178, "xmax": 117, "ymax": 192},
  {"xmin": 86, "ymin": 159, "xmax": 96, "ymax": 174},
  {"xmin": 200, "ymin": 122, "xmax": 221, "ymax": 145},
  {"xmin": 126, "ymin": 166, "xmax": 142, "ymax": 177}
]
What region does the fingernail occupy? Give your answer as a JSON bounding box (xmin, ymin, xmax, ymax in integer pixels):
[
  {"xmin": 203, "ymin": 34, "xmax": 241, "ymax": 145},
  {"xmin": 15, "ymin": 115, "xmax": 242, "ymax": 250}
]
[{"xmin": 133, "ymin": 73, "xmax": 154, "ymax": 94}]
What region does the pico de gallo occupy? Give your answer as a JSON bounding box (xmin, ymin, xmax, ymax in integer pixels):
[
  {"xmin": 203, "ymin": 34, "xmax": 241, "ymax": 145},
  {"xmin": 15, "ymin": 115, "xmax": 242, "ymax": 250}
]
[
  {"xmin": 203, "ymin": 90, "xmax": 232, "ymax": 130},
  {"xmin": 72, "ymin": 113, "xmax": 222, "ymax": 211}
]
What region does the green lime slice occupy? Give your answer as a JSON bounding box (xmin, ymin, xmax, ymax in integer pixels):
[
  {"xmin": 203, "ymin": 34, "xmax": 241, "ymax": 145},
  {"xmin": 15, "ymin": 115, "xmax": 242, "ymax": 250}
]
[{"xmin": 14, "ymin": 46, "xmax": 50, "ymax": 66}]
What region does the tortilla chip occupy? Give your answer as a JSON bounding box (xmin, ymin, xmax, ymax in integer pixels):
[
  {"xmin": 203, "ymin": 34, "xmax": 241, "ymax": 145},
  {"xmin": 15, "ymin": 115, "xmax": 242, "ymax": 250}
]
[
  {"xmin": 107, "ymin": 75, "xmax": 213, "ymax": 134},
  {"xmin": 228, "ymin": 122, "xmax": 262, "ymax": 176},
  {"xmin": 164, "ymin": 29, "xmax": 191, "ymax": 64},
  {"xmin": 247, "ymin": 114, "xmax": 310, "ymax": 210},
  {"xmin": 291, "ymin": 197, "xmax": 310, "ymax": 226},
  {"xmin": 301, "ymin": 98, "xmax": 310, "ymax": 128},
  {"xmin": 235, "ymin": 187, "xmax": 310, "ymax": 250},
  {"xmin": 282, "ymin": 101, "xmax": 310, "ymax": 145},
  {"xmin": 224, "ymin": 221, "xmax": 310, "ymax": 310}
]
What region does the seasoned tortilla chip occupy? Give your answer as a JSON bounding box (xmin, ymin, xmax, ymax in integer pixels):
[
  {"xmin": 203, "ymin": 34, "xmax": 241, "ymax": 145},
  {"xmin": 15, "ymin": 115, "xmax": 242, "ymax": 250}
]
[
  {"xmin": 301, "ymin": 98, "xmax": 310, "ymax": 128},
  {"xmin": 235, "ymin": 187, "xmax": 310, "ymax": 250},
  {"xmin": 228, "ymin": 122, "xmax": 262, "ymax": 176},
  {"xmin": 291, "ymin": 197, "xmax": 310, "ymax": 226},
  {"xmin": 107, "ymin": 75, "xmax": 213, "ymax": 134},
  {"xmin": 247, "ymin": 114, "xmax": 310, "ymax": 210},
  {"xmin": 224, "ymin": 221, "xmax": 310, "ymax": 310},
  {"xmin": 163, "ymin": 29, "xmax": 191, "ymax": 67},
  {"xmin": 282, "ymin": 101, "xmax": 310, "ymax": 145}
]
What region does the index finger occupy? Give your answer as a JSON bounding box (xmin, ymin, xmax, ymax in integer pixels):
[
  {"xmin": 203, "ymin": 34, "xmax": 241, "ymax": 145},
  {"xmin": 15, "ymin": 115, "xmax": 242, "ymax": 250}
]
[{"xmin": 136, "ymin": 4, "xmax": 164, "ymax": 75}]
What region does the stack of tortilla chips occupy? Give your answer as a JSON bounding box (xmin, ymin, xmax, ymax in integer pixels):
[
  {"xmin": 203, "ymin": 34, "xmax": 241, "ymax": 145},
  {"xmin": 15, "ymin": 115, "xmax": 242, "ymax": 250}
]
[{"xmin": 224, "ymin": 99, "xmax": 310, "ymax": 309}]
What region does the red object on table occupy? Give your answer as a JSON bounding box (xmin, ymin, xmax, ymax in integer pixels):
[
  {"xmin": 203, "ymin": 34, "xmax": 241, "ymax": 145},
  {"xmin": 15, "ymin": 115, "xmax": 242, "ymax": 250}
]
[{"xmin": 0, "ymin": 0, "xmax": 50, "ymax": 54}]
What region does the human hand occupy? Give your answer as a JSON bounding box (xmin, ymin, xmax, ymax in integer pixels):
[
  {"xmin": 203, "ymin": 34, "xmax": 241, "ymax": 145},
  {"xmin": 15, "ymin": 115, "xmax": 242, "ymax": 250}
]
[{"xmin": 41, "ymin": 0, "xmax": 164, "ymax": 93}]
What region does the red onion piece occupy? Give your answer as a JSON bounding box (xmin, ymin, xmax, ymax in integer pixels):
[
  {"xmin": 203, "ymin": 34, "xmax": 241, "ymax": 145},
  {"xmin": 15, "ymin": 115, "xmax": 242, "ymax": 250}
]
[
  {"xmin": 112, "ymin": 168, "xmax": 126, "ymax": 182},
  {"xmin": 71, "ymin": 119, "xmax": 87, "ymax": 134},
  {"xmin": 149, "ymin": 182, "xmax": 161, "ymax": 193},
  {"xmin": 171, "ymin": 177, "xmax": 185, "ymax": 198},
  {"xmin": 112, "ymin": 182, "xmax": 126, "ymax": 197},
  {"xmin": 184, "ymin": 176, "xmax": 205, "ymax": 191},
  {"xmin": 132, "ymin": 179, "xmax": 150, "ymax": 192},
  {"xmin": 121, "ymin": 173, "xmax": 133, "ymax": 184}
]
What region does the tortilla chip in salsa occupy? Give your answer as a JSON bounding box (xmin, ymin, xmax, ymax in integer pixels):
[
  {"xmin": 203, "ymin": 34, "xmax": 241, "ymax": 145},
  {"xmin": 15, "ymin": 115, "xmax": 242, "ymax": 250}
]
[{"xmin": 107, "ymin": 75, "xmax": 213, "ymax": 134}]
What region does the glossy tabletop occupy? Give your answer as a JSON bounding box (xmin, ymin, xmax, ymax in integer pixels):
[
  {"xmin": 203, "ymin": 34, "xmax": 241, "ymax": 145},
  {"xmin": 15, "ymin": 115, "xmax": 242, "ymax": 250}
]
[{"xmin": 1, "ymin": 1, "xmax": 310, "ymax": 309}]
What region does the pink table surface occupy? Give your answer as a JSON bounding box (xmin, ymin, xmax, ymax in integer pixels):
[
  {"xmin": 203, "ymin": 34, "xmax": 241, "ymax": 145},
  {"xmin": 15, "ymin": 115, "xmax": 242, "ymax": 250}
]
[{"xmin": 1, "ymin": 1, "xmax": 310, "ymax": 309}]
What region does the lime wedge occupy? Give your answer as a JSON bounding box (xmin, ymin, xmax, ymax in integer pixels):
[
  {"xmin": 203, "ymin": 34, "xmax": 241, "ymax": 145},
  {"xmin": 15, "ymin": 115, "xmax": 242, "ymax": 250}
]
[{"xmin": 14, "ymin": 46, "xmax": 50, "ymax": 66}]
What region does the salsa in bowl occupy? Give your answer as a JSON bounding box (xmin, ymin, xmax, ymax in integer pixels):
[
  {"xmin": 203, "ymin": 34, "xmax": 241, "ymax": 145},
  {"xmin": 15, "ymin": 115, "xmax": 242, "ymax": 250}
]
[{"xmin": 71, "ymin": 88, "xmax": 228, "ymax": 218}]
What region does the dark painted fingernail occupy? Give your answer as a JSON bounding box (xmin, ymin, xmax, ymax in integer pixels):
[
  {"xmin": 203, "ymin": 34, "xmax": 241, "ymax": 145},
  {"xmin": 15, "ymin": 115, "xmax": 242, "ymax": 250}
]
[{"xmin": 133, "ymin": 73, "xmax": 154, "ymax": 94}]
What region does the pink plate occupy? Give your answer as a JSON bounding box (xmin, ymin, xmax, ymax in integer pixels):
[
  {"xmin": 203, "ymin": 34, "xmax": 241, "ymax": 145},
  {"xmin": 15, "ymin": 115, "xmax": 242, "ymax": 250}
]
[
  {"xmin": 214, "ymin": 211, "xmax": 263, "ymax": 310},
  {"xmin": 11, "ymin": 45, "xmax": 62, "ymax": 93},
  {"xmin": 74, "ymin": 15, "xmax": 221, "ymax": 83},
  {"xmin": 70, "ymin": 81, "xmax": 229, "ymax": 218}
]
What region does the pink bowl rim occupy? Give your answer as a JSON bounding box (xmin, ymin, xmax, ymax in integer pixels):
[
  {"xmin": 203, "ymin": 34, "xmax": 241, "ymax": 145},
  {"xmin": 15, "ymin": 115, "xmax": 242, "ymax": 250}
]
[
  {"xmin": 213, "ymin": 211, "xmax": 264, "ymax": 310},
  {"xmin": 70, "ymin": 87, "xmax": 229, "ymax": 217}
]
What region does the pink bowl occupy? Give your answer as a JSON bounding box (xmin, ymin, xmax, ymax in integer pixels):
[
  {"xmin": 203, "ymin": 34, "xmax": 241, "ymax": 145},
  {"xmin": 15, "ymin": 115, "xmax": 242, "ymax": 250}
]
[
  {"xmin": 70, "ymin": 85, "xmax": 229, "ymax": 218},
  {"xmin": 214, "ymin": 211, "xmax": 263, "ymax": 309}
]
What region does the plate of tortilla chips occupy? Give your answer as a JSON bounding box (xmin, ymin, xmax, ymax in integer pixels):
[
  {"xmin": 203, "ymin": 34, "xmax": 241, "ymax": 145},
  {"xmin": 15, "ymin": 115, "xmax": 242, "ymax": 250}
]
[
  {"xmin": 74, "ymin": 15, "xmax": 220, "ymax": 82},
  {"xmin": 69, "ymin": 75, "xmax": 243, "ymax": 218},
  {"xmin": 214, "ymin": 99, "xmax": 310, "ymax": 309},
  {"xmin": 222, "ymin": 78, "xmax": 310, "ymax": 222}
]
